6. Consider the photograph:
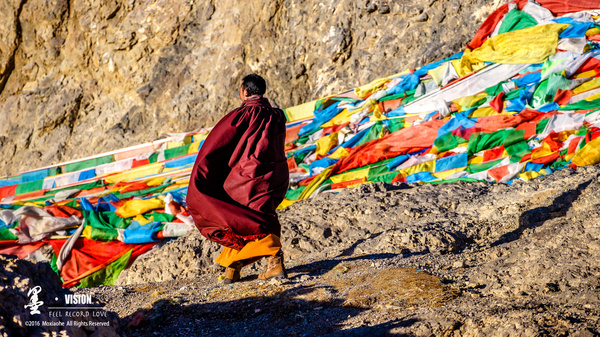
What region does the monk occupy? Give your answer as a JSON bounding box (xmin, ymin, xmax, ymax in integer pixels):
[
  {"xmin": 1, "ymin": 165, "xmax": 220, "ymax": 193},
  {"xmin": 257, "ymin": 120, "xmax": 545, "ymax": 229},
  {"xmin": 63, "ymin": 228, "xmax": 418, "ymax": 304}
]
[{"xmin": 186, "ymin": 74, "xmax": 290, "ymax": 284}]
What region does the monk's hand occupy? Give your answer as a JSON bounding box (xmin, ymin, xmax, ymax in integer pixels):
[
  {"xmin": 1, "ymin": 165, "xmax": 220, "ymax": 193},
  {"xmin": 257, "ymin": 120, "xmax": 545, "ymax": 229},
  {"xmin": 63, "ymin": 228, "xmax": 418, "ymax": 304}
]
[{"xmin": 168, "ymin": 201, "xmax": 185, "ymax": 216}]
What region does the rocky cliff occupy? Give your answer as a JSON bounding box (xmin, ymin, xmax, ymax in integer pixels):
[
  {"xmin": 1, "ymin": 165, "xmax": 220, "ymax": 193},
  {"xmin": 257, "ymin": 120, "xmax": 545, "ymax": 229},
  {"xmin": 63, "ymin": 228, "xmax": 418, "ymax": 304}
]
[{"xmin": 0, "ymin": 0, "xmax": 503, "ymax": 176}]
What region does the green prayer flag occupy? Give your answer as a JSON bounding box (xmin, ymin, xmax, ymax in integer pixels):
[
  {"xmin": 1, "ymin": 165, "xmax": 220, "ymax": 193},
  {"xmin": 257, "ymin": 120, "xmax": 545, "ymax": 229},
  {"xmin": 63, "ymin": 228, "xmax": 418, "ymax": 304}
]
[
  {"xmin": 367, "ymin": 164, "xmax": 390, "ymax": 179},
  {"xmin": 435, "ymin": 132, "xmax": 468, "ymax": 153},
  {"xmin": 466, "ymin": 159, "xmax": 503, "ymax": 173},
  {"xmin": 576, "ymin": 124, "xmax": 589, "ymax": 136},
  {"xmin": 285, "ymin": 186, "xmax": 306, "ymax": 201},
  {"xmin": 497, "ymin": 9, "xmax": 537, "ymax": 34},
  {"xmin": 164, "ymin": 144, "xmax": 191, "ymax": 160},
  {"xmin": 506, "ymin": 141, "xmax": 531, "ymax": 163},
  {"xmin": 63, "ymin": 155, "xmax": 113, "ymax": 173},
  {"xmin": 147, "ymin": 212, "xmax": 176, "ymax": 222},
  {"xmin": 89, "ymin": 227, "xmax": 118, "ymax": 242},
  {"xmin": 559, "ymin": 97, "xmax": 600, "ymax": 111},
  {"xmin": 536, "ymin": 119, "xmax": 551, "ymax": 134},
  {"xmin": 427, "ymin": 177, "xmax": 482, "ymax": 184},
  {"xmin": 148, "ymin": 152, "xmax": 160, "ymax": 164},
  {"xmin": 50, "ymin": 253, "xmax": 63, "ymax": 281},
  {"xmin": 49, "ymin": 167, "xmax": 60, "ymax": 176},
  {"xmin": 387, "ymin": 118, "xmax": 405, "ymax": 133},
  {"xmin": 85, "ymin": 210, "xmax": 130, "ymax": 230},
  {"xmin": 402, "ymin": 94, "xmax": 418, "ymax": 105},
  {"xmin": 0, "ymin": 227, "xmax": 17, "ymax": 241},
  {"xmin": 116, "ymin": 184, "xmax": 169, "ymax": 200},
  {"xmin": 484, "ymin": 82, "xmax": 506, "ymax": 97},
  {"xmin": 15, "ymin": 180, "xmax": 44, "ymax": 195},
  {"xmin": 468, "ymin": 130, "xmax": 510, "ymax": 155},
  {"xmin": 356, "ymin": 122, "xmax": 384, "ymax": 147},
  {"xmin": 368, "ymin": 171, "xmax": 398, "ymax": 184},
  {"xmin": 504, "ymin": 87, "xmax": 522, "ymax": 101},
  {"xmin": 46, "ymin": 180, "xmax": 104, "ymax": 196},
  {"xmin": 503, "ymin": 129, "xmax": 525, "ymax": 148},
  {"xmin": 550, "ymin": 158, "xmax": 568, "ymax": 169},
  {"xmin": 532, "ymin": 73, "xmax": 571, "ymax": 108},
  {"xmin": 379, "ymin": 92, "xmax": 406, "ymax": 102}
]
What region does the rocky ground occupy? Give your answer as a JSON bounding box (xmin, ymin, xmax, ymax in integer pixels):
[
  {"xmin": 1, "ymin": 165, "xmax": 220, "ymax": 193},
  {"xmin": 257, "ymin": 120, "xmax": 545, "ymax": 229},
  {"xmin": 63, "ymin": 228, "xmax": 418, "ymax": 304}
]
[{"xmin": 57, "ymin": 165, "xmax": 598, "ymax": 336}]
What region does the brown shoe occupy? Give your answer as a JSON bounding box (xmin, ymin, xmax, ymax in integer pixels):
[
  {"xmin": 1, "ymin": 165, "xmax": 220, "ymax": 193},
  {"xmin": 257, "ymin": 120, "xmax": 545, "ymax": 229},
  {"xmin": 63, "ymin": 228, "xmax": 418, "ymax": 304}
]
[
  {"xmin": 258, "ymin": 250, "xmax": 287, "ymax": 280},
  {"xmin": 223, "ymin": 261, "xmax": 244, "ymax": 284}
]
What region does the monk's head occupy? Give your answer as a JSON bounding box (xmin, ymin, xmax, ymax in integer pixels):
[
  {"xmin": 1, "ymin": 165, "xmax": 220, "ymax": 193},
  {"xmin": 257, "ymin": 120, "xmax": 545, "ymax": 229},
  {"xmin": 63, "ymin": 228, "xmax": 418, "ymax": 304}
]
[{"xmin": 239, "ymin": 74, "xmax": 266, "ymax": 101}]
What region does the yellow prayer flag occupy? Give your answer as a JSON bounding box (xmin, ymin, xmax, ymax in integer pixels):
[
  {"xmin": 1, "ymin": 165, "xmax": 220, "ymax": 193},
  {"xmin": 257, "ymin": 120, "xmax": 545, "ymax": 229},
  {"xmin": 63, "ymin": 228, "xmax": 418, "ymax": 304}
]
[
  {"xmin": 330, "ymin": 167, "xmax": 370, "ymax": 184},
  {"xmin": 428, "ymin": 63, "xmax": 447, "ymax": 87},
  {"xmin": 81, "ymin": 225, "xmax": 92, "ymax": 239},
  {"xmin": 277, "ymin": 198, "xmax": 297, "ymax": 210},
  {"xmin": 144, "ymin": 177, "xmax": 166, "ymax": 187},
  {"xmin": 433, "ymin": 167, "xmax": 466, "ymax": 180},
  {"xmin": 370, "ymin": 104, "xmax": 388, "ymax": 122},
  {"xmin": 519, "ymin": 171, "xmax": 540, "ymax": 180},
  {"xmin": 574, "ymin": 70, "xmax": 597, "ymax": 79},
  {"xmin": 188, "ymin": 141, "xmax": 202, "ymax": 154},
  {"xmin": 469, "ymin": 106, "xmax": 499, "ymax": 118},
  {"xmin": 316, "ymin": 132, "xmax": 339, "ymax": 156},
  {"xmin": 572, "ymin": 137, "xmax": 600, "ymax": 167},
  {"xmin": 453, "ymin": 92, "xmax": 488, "ymax": 111},
  {"xmin": 468, "ymin": 156, "xmax": 484, "ymax": 165},
  {"xmin": 321, "ymin": 108, "xmax": 356, "ymax": 127},
  {"xmin": 531, "ymin": 142, "xmax": 555, "ymax": 160},
  {"xmin": 573, "ymin": 77, "xmax": 600, "ymax": 95},
  {"xmin": 104, "ymin": 163, "xmax": 164, "ymax": 184},
  {"xmin": 583, "ymin": 90, "xmax": 600, "ymax": 102},
  {"xmin": 458, "ymin": 24, "xmax": 569, "ymax": 77},
  {"xmin": 284, "ymin": 100, "xmax": 317, "ymax": 122},
  {"xmin": 133, "ymin": 214, "xmax": 152, "ymax": 226},
  {"xmin": 329, "ymin": 146, "xmax": 350, "ymax": 160},
  {"xmin": 586, "ymin": 27, "xmax": 600, "ymax": 37},
  {"xmin": 115, "ymin": 198, "xmax": 165, "ymax": 218},
  {"xmin": 298, "ymin": 167, "xmax": 333, "ymax": 200},
  {"xmin": 354, "ymin": 77, "xmax": 390, "ymax": 99},
  {"xmin": 398, "ymin": 160, "xmax": 435, "ymax": 176}
]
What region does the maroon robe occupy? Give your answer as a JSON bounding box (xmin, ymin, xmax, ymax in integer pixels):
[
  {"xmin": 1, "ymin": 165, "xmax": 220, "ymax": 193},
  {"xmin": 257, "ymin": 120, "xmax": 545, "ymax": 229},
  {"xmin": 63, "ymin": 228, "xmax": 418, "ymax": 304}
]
[{"xmin": 186, "ymin": 97, "xmax": 289, "ymax": 250}]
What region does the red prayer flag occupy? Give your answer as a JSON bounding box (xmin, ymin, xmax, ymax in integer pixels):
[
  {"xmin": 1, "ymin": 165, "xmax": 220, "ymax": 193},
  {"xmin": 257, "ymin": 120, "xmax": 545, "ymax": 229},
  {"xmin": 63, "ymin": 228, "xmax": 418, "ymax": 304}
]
[
  {"xmin": 490, "ymin": 92, "xmax": 505, "ymax": 113},
  {"xmin": 488, "ymin": 165, "xmax": 510, "ymax": 183},
  {"xmin": 483, "ymin": 146, "xmax": 506, "ymax": 162},
  {"xmin": 48, "ymin": 238, "xmax": 155, "ymax": 288},
  {"xmin": 0, "ymin": 185, "xmax": 16, "ymax": 199},
  {"xmin": 0, "ymin": 241, "xmax": 46, "ymax": 259}
]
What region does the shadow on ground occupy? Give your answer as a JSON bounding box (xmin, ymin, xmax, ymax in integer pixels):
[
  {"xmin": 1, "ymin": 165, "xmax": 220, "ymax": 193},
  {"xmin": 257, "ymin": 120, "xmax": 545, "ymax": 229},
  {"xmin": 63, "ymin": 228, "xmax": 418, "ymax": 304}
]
[
  {"xmin": 324, "ymin": 317, "xmax": 419, "ymax": 337},
  {"xmin": 120, "ymin": 253, "xmax": 422, "ymax": 336},
  {"xmin": 491, "ymin": 179, "xmax": 592, "ymax": 247}
]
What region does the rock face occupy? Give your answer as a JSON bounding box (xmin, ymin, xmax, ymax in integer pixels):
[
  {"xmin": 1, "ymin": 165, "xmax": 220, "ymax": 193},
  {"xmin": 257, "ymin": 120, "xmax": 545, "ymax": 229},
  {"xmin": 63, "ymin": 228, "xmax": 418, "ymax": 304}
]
[
  {"xmin": 115, "ymin": 230, "xmax": 222, "ymax": 286},
  {"xmin": 0, "ymin": 0, "xmax": 504, "ymax": 176}
]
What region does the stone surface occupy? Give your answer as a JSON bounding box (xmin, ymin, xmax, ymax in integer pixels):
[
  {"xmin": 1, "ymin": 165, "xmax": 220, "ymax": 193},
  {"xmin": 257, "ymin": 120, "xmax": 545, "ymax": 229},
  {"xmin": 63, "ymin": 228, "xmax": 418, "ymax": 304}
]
[
  {"xmin": 115, "ymin": 230, "xmax": 221, "ymax": 286},
  {"xmin": 0, "ymin": 0, "xmax": 505, "ymax": 176}
]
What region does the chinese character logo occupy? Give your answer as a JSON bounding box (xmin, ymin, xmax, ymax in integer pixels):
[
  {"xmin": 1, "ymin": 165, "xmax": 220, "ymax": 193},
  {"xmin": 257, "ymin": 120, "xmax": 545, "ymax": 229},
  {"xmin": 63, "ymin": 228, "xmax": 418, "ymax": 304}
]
[{"xmin": 24, "ymin": 286, "xmax": 44, "ymax": 315}]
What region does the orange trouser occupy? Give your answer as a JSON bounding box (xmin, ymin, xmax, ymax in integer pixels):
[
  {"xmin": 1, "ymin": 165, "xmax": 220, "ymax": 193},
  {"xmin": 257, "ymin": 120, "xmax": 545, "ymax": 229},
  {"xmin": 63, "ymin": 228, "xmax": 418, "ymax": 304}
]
[{"xmin": 215, "ymin": 234, "xmax": 282, "ymax": 268}]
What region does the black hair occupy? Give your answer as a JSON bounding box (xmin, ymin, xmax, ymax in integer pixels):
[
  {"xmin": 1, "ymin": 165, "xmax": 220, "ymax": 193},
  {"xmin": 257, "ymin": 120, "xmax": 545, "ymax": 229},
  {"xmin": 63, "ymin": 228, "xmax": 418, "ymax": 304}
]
[{"xmin": 241, "ymin": 74, "xmax": 266, "ymax": 96}]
